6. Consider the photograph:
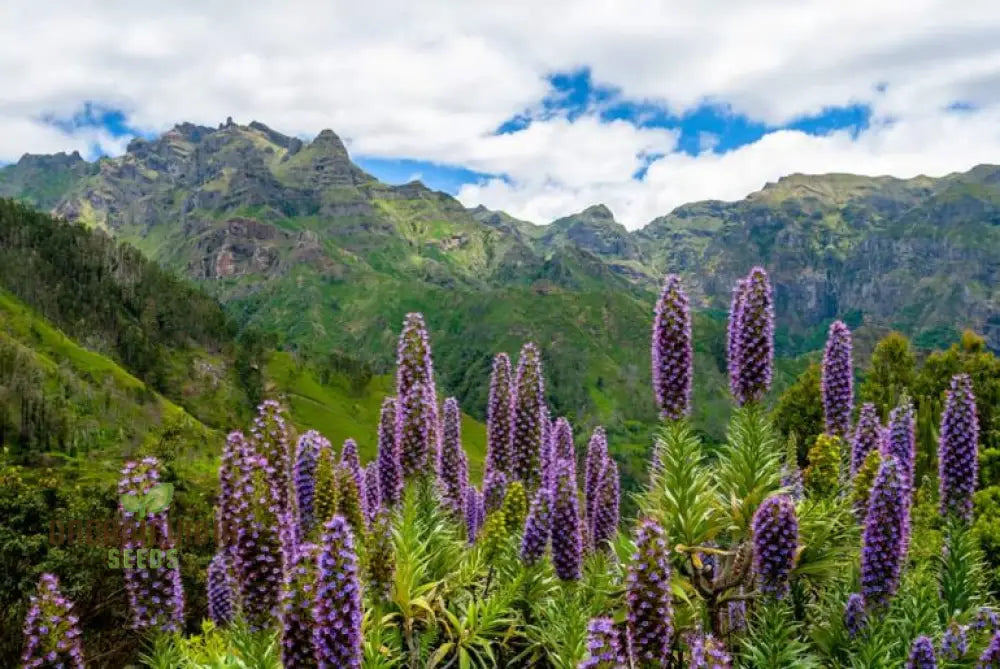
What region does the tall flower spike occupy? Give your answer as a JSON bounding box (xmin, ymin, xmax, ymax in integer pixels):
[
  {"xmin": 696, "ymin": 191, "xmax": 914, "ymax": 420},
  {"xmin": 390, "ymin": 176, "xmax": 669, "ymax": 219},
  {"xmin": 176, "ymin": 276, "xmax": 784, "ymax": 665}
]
[
  {"xmin": 687, "ymin": 629, "xmax": 732, "ymax": 669},
  {"xmin": 942, "ymin": 621, "xmax": 968, "ymax": 661},
  {"xmin": 885, "ymin": 402, "xmax": 916, "ymax": 490},
  {"xmin": 552, "ymin": 417, "xmax": 575, "ymax": 462},
  {"xmin": 861, "ymin": 456, "xmax": 909, "ymax": 609},
  {"xmin": 207, "ymin": 550, "xmax": 234, "ymax": 626},
  {"xmin": 727, "ymin": 278, "xmax": 748, "ymax": 399},
  {"xmin": 851, "ymin": 404, "xmax": 882, "ymax": 477},
  {"xmin": 844, "ymin": 593, "xmax": 866, "ymax": 637},
  {"xmin": 980, "ymin": 631, "xmax": 1000, "ymax": 668},
  {"xmin": 376, "ymin": 397, "xmax": 402, "ymax": 507},
  {"xmin": 521, "ymin": 486, "xmax": 553, "ymax": 566},
  {"xmin": 627, "ymin": 518, "xmax": 673, "ymax": 667},
  {"xmin": 579, "ymin": 617, "xmax": 621, "ymax": 669},
  {"xmin": 822, "ymin": 320, "xmax": 854, "ymax": 439},
  {"xmin": 20, "ymin": 573, "xmax": 84, "ymax": 669},
  {"xmin": 584, "ymin": 427, "xmax": 609, "ymax": 526},
  {"xmin": 312, "ymin": 444, "xmax": 339, "ymax": 534},
  {"xmin": 512, "ymin": 342, "xmax": 546, "ymax": 490},
  {"xmin": 396, "ymin": 381, "xmax": 433, "ymax": 479},
  {"xmin": 591, "ymin": 456, "xmax": 620, "ymax": 553},
  {"xmin": 652, "ymin": 273, "xmax": 693, "ymax": 420},
  {"xmin": 218, "ymin": 430, "xmax": 250, "ymax": 552},
  {"xmin": 232, "ymin": 450, "xmax": 288, "ymax": 629},
  {"xmin": 906, "ymin": 635, "xmax": 937, "ymax": 669},
  {"xmin": 502, "ymin": 480, "xmax": 529, "ymax": 537},
  {"xmin": 852, "ymin": 449, "xmax": 882, "ymax": 520},
  {"xmin": 365, "ymin": 509, "xmax": 395, "ymax": 604},
  {"xmin": 118, "ymin": 457, "xmax": 185, "ymax": 632},
  {"xmin": 314, "ymin": 516, "xmax": 363, "ymax": 669},
  {"xmin": 438, "ymin": 398, "xmax": 468, "ymax": 514},
  {"xmin": 294, "ymin": 431, "xmax": 324, "ymax": 539},
  {"xmin": 735, "ymin": 267, "xmax": 774, "ymax": 405},
  {"xmin": 486, "ymin": 352, "xmax": 515, "ymax": 479},
  {"xmin": 336, "ymin": 461, "xmax": 367, "ymax": 538},
  {"xmin": 939, "ymin": 374, "xmax": 980, "ymax": 522},
  {"xmin": 551, "ymin": 459, "xmax": 583, "ymax": 581},
  {"xmin": 340, "ymin": 439, "xmax": 364, "ymax": 503},
  {"xmin": 465, "ymin": 485, "xmax": 483, "ymax": 543},
  {"xmin": 250, "ymin": 399, "xmax": 294, "ymax": 514},
  {"xmin": 363, "ymin": 464, "xmax": 381, "ymax": 526},
  {"xmin": 540, "ymin": 409, "xmax": 555, "ymax": 490},
  {"xmin": 395, "ymin": 313, "xmax": 439, "ymax": 461},
  {"xmin": 281, "ymin": 543, "xmax": 320, "ymax": 669},
  {"xmin": 483, "ymin": 470, "xmax": 508, "ymax": 514},
  {"xmin": 751, "ymin": 494, "xmax": 798, "ymax": 599}
]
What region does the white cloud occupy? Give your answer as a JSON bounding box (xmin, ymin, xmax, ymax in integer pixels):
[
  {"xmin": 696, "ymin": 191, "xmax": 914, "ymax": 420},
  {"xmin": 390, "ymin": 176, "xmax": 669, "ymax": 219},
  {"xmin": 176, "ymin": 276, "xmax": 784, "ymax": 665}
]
[{"xmin": 2, "ymin": 0, "xmax": 1000, "ymax": 227}]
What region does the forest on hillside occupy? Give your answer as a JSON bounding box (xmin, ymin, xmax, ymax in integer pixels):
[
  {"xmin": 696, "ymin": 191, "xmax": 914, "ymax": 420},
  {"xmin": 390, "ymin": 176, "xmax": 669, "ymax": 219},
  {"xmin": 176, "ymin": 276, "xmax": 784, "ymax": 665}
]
[{"xmin": 6, "ymin": 262, "xmax": 1000, "ymax": 667}]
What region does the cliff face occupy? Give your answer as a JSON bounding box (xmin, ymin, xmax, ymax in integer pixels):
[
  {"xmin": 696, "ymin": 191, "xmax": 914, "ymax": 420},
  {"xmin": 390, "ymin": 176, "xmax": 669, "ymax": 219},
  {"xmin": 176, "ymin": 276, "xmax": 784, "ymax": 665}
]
[{"xmin": 1, "ymin": 119, "xmax": 998, "ymax": 353}]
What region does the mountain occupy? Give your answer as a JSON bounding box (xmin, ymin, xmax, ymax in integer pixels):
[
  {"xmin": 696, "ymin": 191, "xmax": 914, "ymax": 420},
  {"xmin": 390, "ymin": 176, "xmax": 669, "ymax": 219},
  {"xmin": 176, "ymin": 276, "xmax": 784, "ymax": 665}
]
[{"xmin": 2, "ymin": 119, "xmax": 998, "ymax": 443}]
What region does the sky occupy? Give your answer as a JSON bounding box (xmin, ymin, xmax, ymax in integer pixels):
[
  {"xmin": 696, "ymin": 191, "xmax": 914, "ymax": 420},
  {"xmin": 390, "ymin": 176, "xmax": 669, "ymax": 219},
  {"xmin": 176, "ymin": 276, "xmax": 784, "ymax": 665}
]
[{"xmin": 2, "ymin": 0, "xmax": 1000, "ymax": 228}]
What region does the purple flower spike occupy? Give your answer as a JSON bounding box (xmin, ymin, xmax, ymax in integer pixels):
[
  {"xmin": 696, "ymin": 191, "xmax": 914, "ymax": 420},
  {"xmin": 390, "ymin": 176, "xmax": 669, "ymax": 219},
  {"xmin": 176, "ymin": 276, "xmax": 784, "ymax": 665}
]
[
  {"xmin": 250, "ymin": 399, "xmax": 294, "ymax": 514},
  {"xmin": 395, "ymin": 313, "xmax": 439, "ymax": 462},
  {"xmin": 584, "ymin": 427, "xmax": 609, "ymax": 526},
  {"xmin": 20, "ymin": 573, "xmax": 84, "ymax": 669},
  {"xmin": 218, "ymin": 430, "xmax": 250, "ymax": 552},
  {"xmin": 844, "ymin": 593, "xmax": 865, "ymax": 637},
  {"xmin": 281, "ymin": 543, "xmax": 320, "ymax": 669},
  {"xmin": 486, "ymin": 352, "xmax": 515, "ymax": 479},
  {"xmin": 687, "ymin": 629, "xmax": 732, "ymax": 668},
  {"xmin": 207, "ymin": 551, "xmax": 234, "ymax": 626},
  {"xmin": 438, "ymin": 398, "xmax": 469, "ymax": 515},
  {"xmin": 397, "ymin": 381, "xmax": 433, "ymax": 480},
  {"xmin": 551, "ymin": 459, "xmax": 583, "ymax": 581},
  {"xmin": 942, "ymin": 621, "xmax": 968, "ymax": 661},
  {"xmin": 627, "ymin": 518, "xmax": 673, "ymax": 667},
  {"xmin": 294, "ymin": 431, "xmax": 325, "ymax": 539},
  {"xmin": 980, "ymin": 631, "xmax": 1000, "ymax": 668},
  {"xmin": 118, "ymin": 457, "xmax": 185, "ymax": 632},
  {"xmin": 939, "ymin": 374, "xmax": 980, "ymax": 522},
  {"xmin": 906, "ymin": 635, "xmax": 937, "ymax": 669},
  {"xmin": 591, "ymin": 456, "xmax": 620, "ymax": 553},
  {"xmin": 465, "ymin": 485, "xmax": 483, "ymax": 543},
  {"xmin": 520, "ymin": 487, "xmax": 553, "ymax": 566},
  {"xmin": 822, "ymin": 320, "xmax": 854, "ymax": 439},
  {"xmin": 735, "ymin": 267, "xmax": 774, "ymax": 405},
  {"xmin": 365, "ymin": 509, "xmax": 395, "ymax": 603},
  {"xmin": 851, "ymin": 404, "xmax": 882, "ymax": 477},
  {"xmin": 483, "ymin": 470, "xmax": 508, "ymax": 515},
  {"xmin": 751, "ymin": 494, "xmax": 798, "ymax": 599},
  {"xmin": 885, "ymin": 402, "xmax": 916, "ymax": 490},
  {"xmin": 727, "ymin": 278, "xmax": 748, "ymax": 400},
  {"xmin": 376, "ymin": 397, "xmax": 403, "ymax": 508},
  {"xmin": 340, "ymin": 439, "xmax": 363, "ymax": 500},
  {"xmin": 861, "ymin": 456, "xmax": 909, "ymax": 609},
  {"xmin": 364, "ymin": 464, "xmax": 381, "ymax": 526},
  {"xmin": 540, "ymin": 408, "xmax": 555, "ymax": 490},
  {"xmin": 314, "ymin": 516, "xmax": 362, "ymax": 669},
  {"xmin": 579, "ymin": 617, "xmax": 621, "ymax": 669},
  {"xmin": 512, "ymin": 342, "xmax": 546, "ymax": 490},
  {"xmin": 552, "ymin": 417, "xmax": 575, "ymax": 462},
  {"xmin": 652, "ymin": 273, "xmax": 693, "ymax": 420}
]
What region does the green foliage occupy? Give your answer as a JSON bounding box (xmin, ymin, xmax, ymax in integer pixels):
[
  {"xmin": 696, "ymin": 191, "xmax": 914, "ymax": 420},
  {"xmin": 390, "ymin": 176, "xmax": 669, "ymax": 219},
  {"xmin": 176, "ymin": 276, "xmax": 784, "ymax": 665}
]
[
  {"xmin": 938, "ymin": 520, "xmax": 985, "ymax": 621},
  {"xmin": 804, "ymin": 434, "xmax": 843, "ymax": 498},
  {"xmin": 774, "ymin": 362, "xmax": 824, "ymax": 465},
  {"xmin": 741, "ymin": 600, "xmax": 820, "ymax": 668},
  {"xmin": 860, "ymin": 332, "xmax": 916, "ymax": 421}
]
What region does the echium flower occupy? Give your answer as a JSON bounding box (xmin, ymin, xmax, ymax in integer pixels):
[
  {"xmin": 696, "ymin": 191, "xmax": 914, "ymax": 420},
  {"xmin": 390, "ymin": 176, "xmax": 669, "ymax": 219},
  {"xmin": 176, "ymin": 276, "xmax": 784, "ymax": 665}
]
[
  {"xmin": 851, "ymin": 404, "xmax": 882, "ymax": 477},
  {"xmin": 540, "ymin": 409, "xmax": 555, "ymax": 489},
  {"xmin": 486, "ymin": 352, "xmax": 515, "ymax": 479},
  {"xmin": 844, "ymin": 593, "xmax": 866, "ymax": 638},
  {"xmin": 852, "ymin": 449, "xmax": 882, "ymax": 521},
  {"xmin": 939, "ymin": 374, "xmax": 980, "ymax": 522},
  {"xmin": 340, "ymin": 439, "xmax": 364, "ymax": 507},
  {"xmin": 294, "ymin": 430, "xmax": 325, "ymax": 539},
  {"xmin": 822, "ymin": 320, "xmax": 854, "ymax": 439},
  {"xmin": 207, "ymin": 551, "xmax": 234, "ymax": 626},
  {"xmin": 521, "ymin": 487, "xmax": 553, "ymax": 566},
  {"xmin": 365, "ymin": 509, "xmax": 395, "ymax": 604},
  {"xmin": 726, "ymin": 594, "xmax": 747, "ymax": 636},
  {"xmin": 312, "ymin": 445, "xmax": 339, "ymax": 534},
  {"xmin": 376, "ymin": 397, "xmax": 402, "ymax": 507},
  {"xmin": 942, "ymin": 621, "xmax": 969, "ymax": 661},
  {"xmin": 483, "ymin": 470, "xmax": 507, "ymax": 514},
  {"xmin": 591, "ymin": 456, "xmax": 620, "ymax": 553},
  {"xmin": 281, "ymin": 543, "xmax": 320, "ymax": 669},
  {"xmin": 686, "ymin": 629, "xmax": 732, "ymax": 669},
  {"xmin": 465, "ymin": 486, "xmax": 483, "ymax": 543},
  {"xmin": 512, "ymin": 342, "xmax": 546, "ymax": 490},
  {"xmin": 396, "ymin": 381, "xmax": 433, "ymax": 479},
  {"xmin": 735, "ymin": 267, "xmax": 774, "ymax": 405},
  {"xmin": 976, "ymin": 608, "xmax": 1000, "ymax": 634},
  {"xmin": 250, "ymin": 399, "xmax": 294, "ymax": 514},
  {"xmin": 314, "ymin": 515, "xmax": 363, "ymax": 669},
  {"xmin": 395, "ymin": 313, "xmax": 439, "ymax": 460},
  {"xmin": 551, "ymin": 459, "xmax": 583, "ymax": 581},
  {"xmin": 552, "ymin": 417, "xmax": 575, "ymax": 462},
  {"xmin": 584, "ymin": 427, "xmax": 608, "ymax": 526},
  {"xmin": 980, "ymin": 631, "xmax": 1000, "ymax": 668},
  {"xmin": 906, "ymin": 636, "xmax": 937, "ymax": 669},
  {"xmin": 232, "ymin": 452, "xmax": 287, "ymax": 629},
  {"xmin": 218, "ymin": 430, "xmax": 250, "ymax": 552},
  {"xmin": 627, "ymin": 518, "xmax": 673, "ymax": 667},
  {"xmin": 727, "ymin": 278, "xmax": 748, "ymax": 399},
  {"xmin": 502, "ymin": 480, "xmax": 529, "ymax": 536},
  {"xmin": 118, "ymin": 457, "xmax": 184, "ymax": 632},
  {"xmin": 438, "ymin": 398, "xmax": 468, "ymax": 514},
  {"xmin": 804, "ymin": 434, "xmax": 842, "ymax": 497},
  {"xmin": 861, "ymin": 456, "xmax": 909, "ymax": 609},
  {"xmin": 652, "ymin": 273, "xmax": 693, "ymax": 420},
  {"xmin": 20, "ymin": 573, "xmax": 84, "ymax": 669},
  {"xmin": 336, "ymin": 461, "xmax": 366, "ymax": 538},
  {"xmin": 363, "ymin": 465, "xmax": 381, "ymax": 526},
  {"xmin": 885, "ymin": 402, "xmax": 916, "ymax": 490},
  {"xmin": 579, "ymin": 617, "xmax": 621, "ymax": 669},
  {"xmin": 751, "ymin": 494, "xmax": 798, "ymax": 599}
]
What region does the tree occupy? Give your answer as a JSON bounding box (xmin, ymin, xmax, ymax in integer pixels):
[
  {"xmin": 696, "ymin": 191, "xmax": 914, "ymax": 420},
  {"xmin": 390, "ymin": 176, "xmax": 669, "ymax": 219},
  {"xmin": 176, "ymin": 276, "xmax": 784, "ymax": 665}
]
[
  {"xmin": 774, "ymin": 363, "xmax": 824, "ymax": 466},
  {"xmin": 859, "ymin": 331, "xmax": 915, "ymax": 421}
]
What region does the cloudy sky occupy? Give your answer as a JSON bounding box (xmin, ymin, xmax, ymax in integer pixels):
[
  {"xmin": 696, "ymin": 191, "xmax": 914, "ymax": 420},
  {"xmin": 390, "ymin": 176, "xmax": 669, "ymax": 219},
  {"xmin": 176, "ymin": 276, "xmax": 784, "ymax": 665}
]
[{"xmin": 2, "ymin": 0, "xmax": 999, "ymax": 228}]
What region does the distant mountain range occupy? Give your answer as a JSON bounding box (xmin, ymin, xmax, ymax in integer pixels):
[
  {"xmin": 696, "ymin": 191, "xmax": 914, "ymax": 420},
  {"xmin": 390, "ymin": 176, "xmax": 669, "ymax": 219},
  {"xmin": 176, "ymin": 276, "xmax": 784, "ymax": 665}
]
[{"xmin": 2, "ymin": 118, "xmax": 998, "ymax": 442}]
